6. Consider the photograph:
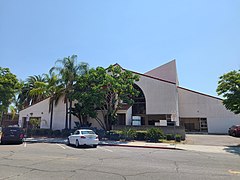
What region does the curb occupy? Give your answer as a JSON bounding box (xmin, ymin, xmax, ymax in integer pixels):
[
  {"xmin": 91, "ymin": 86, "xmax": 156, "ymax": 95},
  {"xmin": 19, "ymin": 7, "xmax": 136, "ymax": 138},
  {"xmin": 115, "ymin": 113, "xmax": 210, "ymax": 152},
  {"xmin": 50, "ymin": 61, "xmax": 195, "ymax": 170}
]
[
  {"xmin": 23, "ymin": 139, "xmax": 183, "ymax": 150},
  {"xmin": 99, "ymin": 143, "xmax": 183, "ymax": 150}
]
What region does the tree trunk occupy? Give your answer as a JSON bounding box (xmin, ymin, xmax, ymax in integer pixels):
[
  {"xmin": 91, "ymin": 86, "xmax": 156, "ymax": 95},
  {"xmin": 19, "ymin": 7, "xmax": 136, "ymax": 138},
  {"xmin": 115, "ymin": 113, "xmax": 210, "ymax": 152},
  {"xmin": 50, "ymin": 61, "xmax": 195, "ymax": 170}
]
[
  {"xmin": 49, "ymin": 100, "xmax": 54, "ymax": 130},
  {"xmin": 69, "ymin": 100, "xmax": 72, "ymax": 129},
  {"xmin": 65, "ymin": 97, "xmax": 68, "ymax": 129}
]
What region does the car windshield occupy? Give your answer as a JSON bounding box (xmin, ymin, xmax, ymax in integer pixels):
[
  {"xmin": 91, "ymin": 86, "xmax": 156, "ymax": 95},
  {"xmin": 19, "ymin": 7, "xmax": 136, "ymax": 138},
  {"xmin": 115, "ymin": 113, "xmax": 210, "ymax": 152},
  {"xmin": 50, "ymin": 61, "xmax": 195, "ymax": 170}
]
[{"xmin": 81, "ymin": 130, "xmax": 95, "ymax": 135}]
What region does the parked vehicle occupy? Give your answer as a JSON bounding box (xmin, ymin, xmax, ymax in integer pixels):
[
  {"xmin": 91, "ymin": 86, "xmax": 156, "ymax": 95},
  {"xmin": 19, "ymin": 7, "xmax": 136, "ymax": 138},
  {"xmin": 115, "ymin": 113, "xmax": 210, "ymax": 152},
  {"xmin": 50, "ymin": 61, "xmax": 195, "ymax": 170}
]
[
  {"xmin": 67, "ymin": 129, "xmax": 99, "ymax": 148},
  {"xmin": 0, "ymin": 126, "xmax": 24, "ymax": 144},
  {"xmin": 228, "ymin": 125, "xmax": 240, "ymax": 137}
]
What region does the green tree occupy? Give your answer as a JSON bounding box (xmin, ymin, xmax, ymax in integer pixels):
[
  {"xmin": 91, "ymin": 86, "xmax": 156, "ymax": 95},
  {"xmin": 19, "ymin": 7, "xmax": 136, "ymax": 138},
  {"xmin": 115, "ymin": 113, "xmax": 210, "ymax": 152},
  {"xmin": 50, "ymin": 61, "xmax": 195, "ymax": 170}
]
[
  {"xmin": 0, "ymin": 67, "xmax": 19, "ymax": 123},
  {"xmin": 73, "ymin": 65, "xmax": 139, "ymax": 130},
  {"xmin": 50, "ymin": 55, "xmax": 89, "ymax": 129},
  {"xmin": 217, "ymin": 70, "xmax": 240, "ymax": 114},
  {"xmin": 18, "ymin": 71, "xmax": 64, "ymax": 130},
  {"xmin": 18, "ymin": 75, "xmax": 47, "ymax": 108}
]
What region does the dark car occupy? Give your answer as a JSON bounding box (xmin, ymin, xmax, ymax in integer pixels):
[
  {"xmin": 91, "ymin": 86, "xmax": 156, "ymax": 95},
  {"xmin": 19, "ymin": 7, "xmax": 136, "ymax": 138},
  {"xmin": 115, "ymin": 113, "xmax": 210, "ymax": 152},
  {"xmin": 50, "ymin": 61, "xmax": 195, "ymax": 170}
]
[
  {"xmin": 0, "ymin": 126, "xmax": 24, "ymax": 144},
  {"xmin": 228, "ymin": 125, "xmax": 240, "ymax": 137}
]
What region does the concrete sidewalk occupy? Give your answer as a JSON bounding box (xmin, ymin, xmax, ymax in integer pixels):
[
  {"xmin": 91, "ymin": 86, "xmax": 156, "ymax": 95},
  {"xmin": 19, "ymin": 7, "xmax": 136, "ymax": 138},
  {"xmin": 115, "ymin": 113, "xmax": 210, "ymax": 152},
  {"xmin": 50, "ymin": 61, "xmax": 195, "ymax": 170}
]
[{"xmin": 23, "ymin": 137, "xmax": 240, "ymax": 154}]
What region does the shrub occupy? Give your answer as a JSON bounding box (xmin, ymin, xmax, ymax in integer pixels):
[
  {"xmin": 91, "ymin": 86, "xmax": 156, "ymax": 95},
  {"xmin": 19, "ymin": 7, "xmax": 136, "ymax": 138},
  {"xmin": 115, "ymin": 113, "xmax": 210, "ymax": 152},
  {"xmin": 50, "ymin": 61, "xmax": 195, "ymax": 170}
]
[
  {"xmin": 175, "ymin": 134, "xmax": 182, "ymax": 142},
  {"xmin": 96, "ymin": 129, "xmax": 107, "ymax": 140},
  {"xmin": 146, "ymin": 128, "xmax": 163, "ymax": 142},
  {"xmin": 166, "ymin": 134, "xmax": 174, "ymax": 141},
  {"xmin": 52, "ymin": 130, "xmax": 61, "ymax": 137},
  {"xmin": 61, "ymin": 129, "xmax": 74, "ymax": 137},
  {"xmin": 121, "ymin": 128, "xmax": 137, "ymax": 141},
  {"xmin": 135, "ymin": 131, "xmax": 147, "ymax": 141},
  {"xmin": 107, "ymin": 131, "xmax": 120, "ymax": 141}
]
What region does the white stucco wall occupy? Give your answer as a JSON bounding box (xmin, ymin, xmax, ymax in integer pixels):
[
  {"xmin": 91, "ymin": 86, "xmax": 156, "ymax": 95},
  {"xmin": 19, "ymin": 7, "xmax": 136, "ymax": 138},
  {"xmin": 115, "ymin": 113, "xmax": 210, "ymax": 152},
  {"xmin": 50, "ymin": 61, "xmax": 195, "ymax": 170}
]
[
  {"xmin": 19, "ymin": 97, "xmax": 81, "ymax": 130},
  {"xmin": 136, "ymin": 75, "xmax": 179, "ymax": 116},
  {"xmin": 178, "ymin": 88, "xmax": 240, "ymax": 134},
  {"xmin": 19, "ymin": 98, "xmax": 50, "ymax": 129}
]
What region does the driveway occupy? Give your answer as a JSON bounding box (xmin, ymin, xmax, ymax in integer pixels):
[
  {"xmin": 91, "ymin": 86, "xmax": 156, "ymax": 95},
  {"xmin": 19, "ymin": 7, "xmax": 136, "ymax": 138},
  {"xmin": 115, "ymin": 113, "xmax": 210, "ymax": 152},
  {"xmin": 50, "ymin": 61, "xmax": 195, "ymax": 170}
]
[{"xmin": 185, "ymin": 134, "xmax": 240, "ymax": 146}]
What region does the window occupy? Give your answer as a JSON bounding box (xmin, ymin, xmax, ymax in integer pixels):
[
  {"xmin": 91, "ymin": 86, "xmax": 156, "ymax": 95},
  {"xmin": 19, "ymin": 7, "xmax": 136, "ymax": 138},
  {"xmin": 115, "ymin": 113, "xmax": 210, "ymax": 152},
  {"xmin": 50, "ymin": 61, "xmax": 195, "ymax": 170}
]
[
  {"xmin": 74, "ymin": 130, "xmax": 80, "ymax": 135},
  {"xmin": 81, "ymin": 130, "xmax": 95, "ymax": 135},
  {"xmin": 132, "ymin": 85, "xmax": 146, "ymax": 115}
]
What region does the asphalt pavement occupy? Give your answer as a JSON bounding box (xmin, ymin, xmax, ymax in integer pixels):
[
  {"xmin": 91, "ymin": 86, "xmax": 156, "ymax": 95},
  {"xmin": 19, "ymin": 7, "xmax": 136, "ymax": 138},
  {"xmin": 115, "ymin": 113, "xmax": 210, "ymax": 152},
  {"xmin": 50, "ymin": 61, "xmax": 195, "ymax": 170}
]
[
  {"xmin": 23, "ymin": 134, "xmax": 240, "ymax": 155},
  {"xmin": 0, "ymin": 143, "xmax": 240, "ymax": 180}
]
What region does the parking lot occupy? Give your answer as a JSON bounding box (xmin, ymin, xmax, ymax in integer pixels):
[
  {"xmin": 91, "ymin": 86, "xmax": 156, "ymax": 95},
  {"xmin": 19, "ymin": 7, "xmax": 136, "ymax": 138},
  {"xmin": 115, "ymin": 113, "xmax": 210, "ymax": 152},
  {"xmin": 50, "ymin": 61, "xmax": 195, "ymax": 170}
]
[{"xmin": 0, "ymin": 142, "xmax": 240, "ymax": 180}]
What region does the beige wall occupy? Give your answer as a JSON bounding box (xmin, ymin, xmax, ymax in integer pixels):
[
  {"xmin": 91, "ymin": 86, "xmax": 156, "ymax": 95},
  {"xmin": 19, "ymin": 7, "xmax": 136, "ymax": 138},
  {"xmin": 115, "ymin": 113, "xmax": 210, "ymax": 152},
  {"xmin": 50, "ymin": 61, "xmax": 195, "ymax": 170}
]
[
  {"xmin": 178, "ymin": 88, "xmax": 240, "ymax": 133},
  {"xmin": 19, "ymin": 97, "xmax": 82, "ymax": 130},
  {"xmin": 135, "ymin": 75, "xmax": 179, "ymax": 124},
  {"xmin": 19, "ymin": 98, "xmax": 50, "ymax": 129}
]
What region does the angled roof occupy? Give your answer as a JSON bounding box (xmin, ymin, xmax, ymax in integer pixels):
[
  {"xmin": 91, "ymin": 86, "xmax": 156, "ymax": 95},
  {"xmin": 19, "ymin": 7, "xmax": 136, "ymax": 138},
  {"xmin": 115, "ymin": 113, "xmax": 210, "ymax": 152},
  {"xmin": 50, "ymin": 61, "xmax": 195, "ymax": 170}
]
[
  {"xmin": 117, "ymin": 61, "xmax": 222, "ymax": 101},
  {"xmin": 144, "ymin": 60, "xmax": 179, "ymax": 85}
]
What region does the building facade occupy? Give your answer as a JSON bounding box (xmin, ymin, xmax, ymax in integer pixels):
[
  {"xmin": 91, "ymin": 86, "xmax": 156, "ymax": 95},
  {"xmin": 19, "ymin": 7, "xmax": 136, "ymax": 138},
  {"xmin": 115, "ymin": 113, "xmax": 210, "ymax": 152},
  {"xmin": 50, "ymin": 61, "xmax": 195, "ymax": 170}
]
[{"xmin": 19, "ymin": 60, "xmax": 240, "ymax": 134}]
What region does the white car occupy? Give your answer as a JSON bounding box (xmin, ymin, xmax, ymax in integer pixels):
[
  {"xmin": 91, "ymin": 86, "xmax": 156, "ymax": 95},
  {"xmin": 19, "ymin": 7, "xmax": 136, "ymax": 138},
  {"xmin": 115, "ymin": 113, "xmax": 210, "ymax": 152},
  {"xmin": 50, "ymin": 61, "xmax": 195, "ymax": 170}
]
[{"xmin": 67, "ymin": 129, "xmax": 99, "ymax": 148}]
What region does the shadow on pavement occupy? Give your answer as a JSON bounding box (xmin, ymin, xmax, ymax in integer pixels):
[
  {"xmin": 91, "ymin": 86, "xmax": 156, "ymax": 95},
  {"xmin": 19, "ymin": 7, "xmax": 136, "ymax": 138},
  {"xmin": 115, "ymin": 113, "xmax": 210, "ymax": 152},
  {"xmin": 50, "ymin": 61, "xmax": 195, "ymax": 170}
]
[
  {"xmin": 224, "ymin": 145, "xmax": 240, "ymax": 156},
  {"xmin": 66, "ymin": 144, "xmax": 97, "ymax": 149}
]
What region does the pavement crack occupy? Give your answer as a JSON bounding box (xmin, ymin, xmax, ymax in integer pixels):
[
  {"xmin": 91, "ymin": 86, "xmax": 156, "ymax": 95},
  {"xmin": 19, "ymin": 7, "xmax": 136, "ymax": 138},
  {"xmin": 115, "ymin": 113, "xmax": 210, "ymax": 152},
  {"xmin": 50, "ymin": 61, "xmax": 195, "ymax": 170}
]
[
  {"xmin": 0, "ymin": 169, "xmax": 34, "ymax": 180},
  {"xmin": 1, "ymin": 151, "xmax": 15, "ymax": 160},
  {"xmin": 174, "ymin": 161, "xmax": 179, "ymax": 173},
  {"xmin": 74, "ymin": 168, "xmax": 127, "ymax": 180}
]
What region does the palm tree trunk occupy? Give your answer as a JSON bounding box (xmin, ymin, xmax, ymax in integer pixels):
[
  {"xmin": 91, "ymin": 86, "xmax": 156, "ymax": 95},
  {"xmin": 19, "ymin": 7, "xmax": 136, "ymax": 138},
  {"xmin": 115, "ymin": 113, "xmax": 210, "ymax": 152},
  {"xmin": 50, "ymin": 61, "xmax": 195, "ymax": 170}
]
[
  {"xmin": 69, "ymin": 100, "xmax": 72, "ymax": 129},
  {"xmin": 49, "ymin": 100, "xmax": 54, "ymax": 130},
  {"xmin": 65, "ymin": 97, "xmax": 68, "ymax": 129}
]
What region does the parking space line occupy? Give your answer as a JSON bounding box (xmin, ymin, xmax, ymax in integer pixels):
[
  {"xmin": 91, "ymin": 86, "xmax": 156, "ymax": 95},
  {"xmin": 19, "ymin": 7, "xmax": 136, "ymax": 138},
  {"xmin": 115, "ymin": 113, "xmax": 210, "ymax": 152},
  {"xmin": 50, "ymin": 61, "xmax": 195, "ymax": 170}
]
[
  {"xmin": 23, "ymin": 142, "xmax": 27, "ymax": 147},
  {"xmin": 229, "ymin": 170, "xmax": 240, "ymax": 174},
  {"xmin": 56, "ymin": 144, "xmax": 66, "ymax": 149},
  {"xmin": 98, "ymin": 146, "xmax": 113, "ymax": 152}
]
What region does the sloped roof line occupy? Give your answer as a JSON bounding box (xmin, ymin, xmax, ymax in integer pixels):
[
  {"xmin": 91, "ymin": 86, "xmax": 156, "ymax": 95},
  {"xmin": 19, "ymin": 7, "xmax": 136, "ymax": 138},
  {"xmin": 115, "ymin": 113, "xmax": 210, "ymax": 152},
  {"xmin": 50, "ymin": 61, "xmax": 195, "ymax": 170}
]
[
  {"xmin": 144, "ymin": 59, "xmax": 176, "ymax": 74},
  {"xmin": 177, "ymin": 87, "xmax": 222, "ymax": 100},
  {"xmin": 120, "ymin": 67, "xmax": 177, "ymax": 85},
  {"xmin": 118, "ymin": 64, "xmax": 222, "ymax": 101},
  {"xmin": 20, "ymin": 96, "xmax": 51, "ymax": 111}
]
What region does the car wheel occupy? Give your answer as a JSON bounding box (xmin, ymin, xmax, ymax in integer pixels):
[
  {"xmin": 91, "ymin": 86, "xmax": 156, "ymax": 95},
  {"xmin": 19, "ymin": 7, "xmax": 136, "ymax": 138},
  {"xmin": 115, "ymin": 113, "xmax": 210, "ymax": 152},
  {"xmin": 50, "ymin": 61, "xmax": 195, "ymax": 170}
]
[
  {"xmin": 232, "ymin": 132, "xmax": 236, "ymax": 137},
  {"xmin": 93, "ymin": 145, "xmax": 97, "ymax": 148},
  {"xmin": 67, "ymin": 138, "xmax": 70, "ymax": 145},
  {"xmin": 75, "ymin": 140, "xmax": 79, "ymax": 148}
]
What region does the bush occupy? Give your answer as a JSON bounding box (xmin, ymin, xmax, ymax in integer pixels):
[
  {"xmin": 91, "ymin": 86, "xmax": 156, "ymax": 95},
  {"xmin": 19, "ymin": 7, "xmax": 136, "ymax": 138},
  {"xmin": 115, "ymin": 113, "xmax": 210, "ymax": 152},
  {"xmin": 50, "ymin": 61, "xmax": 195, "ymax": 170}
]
[
  {"xmin": 52, "ymin": 130, "xmax": 61, "ymax": 137},
  {"xmin": 175, "ymin": 134, "xmax": 182, "ymax": 142},
  {"xmin": 107, "ymin": 131, "xmax": 120, "ymax": 141},
  {"xmin": 120, "ymin": 128, "xmax": 137, "ymax": 141},
  {"xmin": 61, "ymin": 129, "xmax": 74, "ymax": 137},
  {"xmin": 96, "ymin": 129, "xmax": 107, "ymax": 140},
  {"xmin": 135, "ymin": 131, "xmax": 147, "ymax": 141},
  {"xmin": 146, "ymin": 128, "xmax": 163, "ymax": 142},
  {"xmin": 25, "ymin": 128, "xmax": 52, "ymax": 137},
  {"xmin": 166, "ymin": 134, "xmax": 174, "ymax": 141}
]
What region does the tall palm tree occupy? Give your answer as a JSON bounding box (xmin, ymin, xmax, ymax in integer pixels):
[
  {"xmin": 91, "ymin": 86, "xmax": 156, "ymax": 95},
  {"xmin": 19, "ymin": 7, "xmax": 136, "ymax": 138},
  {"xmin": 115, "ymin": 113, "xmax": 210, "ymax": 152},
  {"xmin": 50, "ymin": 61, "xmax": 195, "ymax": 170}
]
[
  {"xmin": 43, "ymin": 71, "xmax": 64, "ymax": 130},
  {"xmin": 50, "ymin": 55, "xmax": 89, "ymax": 129}
]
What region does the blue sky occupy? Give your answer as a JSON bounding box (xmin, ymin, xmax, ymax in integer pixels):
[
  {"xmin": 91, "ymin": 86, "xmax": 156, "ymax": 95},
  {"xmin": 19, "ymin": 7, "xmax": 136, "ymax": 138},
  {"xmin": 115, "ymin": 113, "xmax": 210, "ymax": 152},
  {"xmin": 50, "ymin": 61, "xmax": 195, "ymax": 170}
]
[{"xmin": 0, "ymin": 0, "xmax": 239, "ymax": 97}]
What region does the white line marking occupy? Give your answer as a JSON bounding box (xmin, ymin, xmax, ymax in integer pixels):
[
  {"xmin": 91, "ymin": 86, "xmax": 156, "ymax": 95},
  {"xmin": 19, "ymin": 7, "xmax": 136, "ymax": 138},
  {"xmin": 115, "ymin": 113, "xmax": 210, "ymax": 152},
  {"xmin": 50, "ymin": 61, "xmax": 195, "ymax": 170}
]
[
  {"xmin": 99, "ymin": 147, "xmax": 113, "ymax": 152},
  {"xmin": 56, "ymin": 144, "xmax": 66, "ymax": 149},
  {"xmin": 24, "ymin": 142, "xmax": 27, "ymax": 147}
]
